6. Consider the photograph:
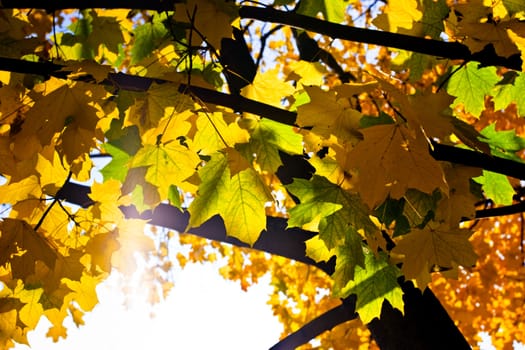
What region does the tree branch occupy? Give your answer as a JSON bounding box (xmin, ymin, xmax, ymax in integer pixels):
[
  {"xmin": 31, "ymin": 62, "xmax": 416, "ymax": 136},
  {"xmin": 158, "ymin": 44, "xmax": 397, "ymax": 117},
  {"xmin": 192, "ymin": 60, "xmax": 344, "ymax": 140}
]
[
  {"xmin": 270, "ymin": 297, "xmax": 357, "ymax": 350},
  {"xmin": 56, "ymin": 182, "xmax": 335, "ymax": 275},
  {"xmin": 238, "ymin": 6, "xmax": 522, "ymax": 71},
  {"xmin": 3, "ymin": 56, "xmax": 525, "ymax": 181},
  {"xmin": 0, "ymin": 0, "xmax": 181, "ymax": 11}
]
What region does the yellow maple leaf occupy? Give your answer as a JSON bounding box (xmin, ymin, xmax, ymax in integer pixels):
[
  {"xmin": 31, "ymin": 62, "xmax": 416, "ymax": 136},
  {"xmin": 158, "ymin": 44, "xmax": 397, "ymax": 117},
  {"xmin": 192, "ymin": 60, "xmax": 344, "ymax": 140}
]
[
  {"xmin": 130, "ymin": 141, "xmax": 201, "ymax": 200},
  {"xmin": 0, "ymin": 175, "xmax": 41, "ymax": 205},
  {"xmin": 507, "ymin": 29, "xmax": 525, "ymax": 71},
  {"xmin": 287, "ymin": 60, "xmax": 327, "ymax": 86},
  {"xmin": 188, "ymin": 152, "xmax": 272, "ymax": 245},
  {"xmin": 393, "ymin": 224, "xmax": 478, "ymax": 283},
  {"xmin": 13, "ymin": 78, "xmax": 108, "ymax": 164},
  {"xmin": 88, "ymin": 180, "xmax": 126, "ymax": 223},
  {"xmin": 15, "ymin": 287, "xmax": 44, "ymax": 329},
  {"xmin": 63, "ymin": 274, "xmax": 101, "ymax": 312},
  {"xmin": 175, "ymin": 0, "xmax": 236, "ymax": 49},
  {"xmin": 0, "ymin": 310, "xmax": 26, "ymax": 348},
  {"xmin": 124, "ymin": 83, "xmax": 194, "ymax": 133},
  {"xmin": 191, "ymin": 111, "xmax": 249, "ymax": 155},
  {"xmin": 241, "ymin": 68, "xmax": 295, "ymax": 108},
  {"xmin": 85, "ymin": 230, "xmax": 120, "ymax": 273},
  {"xmin": 373, "ymin": 0, "xmax": 422, "ymax": 32},
  {"xmin": 437, "ymin": 164, "xmax": 482, "ymax": 225},
  {"xmin": 297, "ymin": 85, "xmax": 362, "ymax": 142},
  {"xmin": 460, "ymin": 20, "xmax": 525, "ymax": 57},
  {"xmin": 35, "ymin": 151, "xmax": 69, "ymax": 196},
  {"xmin": 62, "ymin": 60, "xmax": 114, "ymax": 83},
  {"xmin": 346, "ymin": 124, "xmax": 447, "ymax": 208},
  {"xmin": 43, "ymin": 308, "xmax": 68, "ymax": 342}
]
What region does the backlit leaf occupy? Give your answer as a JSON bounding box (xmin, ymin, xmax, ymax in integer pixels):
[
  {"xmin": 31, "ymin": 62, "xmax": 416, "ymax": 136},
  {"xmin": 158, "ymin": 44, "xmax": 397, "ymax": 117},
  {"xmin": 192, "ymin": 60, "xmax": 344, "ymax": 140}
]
[
  {"xmin": 473, "ymin": 170, "xmax": 515, "ymax": 205},
  {"xmin": 345, "ymin": 251, "xmax": 403, "ymax": 324},
  {"xmin": 393, "ymin": 224, "xmax": 478, "ymax": 281},
  {"xmin": 188, "ymin": 152, "xmax": 272, "ymax": 245},
  {"xmin": 347, "ymin": 124, "xmax": 446, "ymax": 208},
  {"xmin": 446, "ymin": 62, "xmax": 500, "ymax": 117}
]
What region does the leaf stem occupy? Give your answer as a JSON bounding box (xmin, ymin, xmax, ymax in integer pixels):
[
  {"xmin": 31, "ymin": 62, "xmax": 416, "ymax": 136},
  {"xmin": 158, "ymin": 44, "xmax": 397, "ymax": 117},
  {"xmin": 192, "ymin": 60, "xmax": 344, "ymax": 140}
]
[{"xmin": 34, "ymin": 171, "xmax": 73, "ymax": 231}]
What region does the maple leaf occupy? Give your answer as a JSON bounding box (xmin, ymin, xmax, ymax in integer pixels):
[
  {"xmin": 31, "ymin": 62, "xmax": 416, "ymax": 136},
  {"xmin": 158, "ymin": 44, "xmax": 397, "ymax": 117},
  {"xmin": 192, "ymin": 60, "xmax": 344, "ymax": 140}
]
[
  {"xmin": 59, "ymin": 10, "xmax": 124, "ymax": 60},
  {"xmin": 407, "ymin": 90, "xmax": 455, "ymax": 140},
  {"xmin": 492, "ymin": 71, "xmax": 525, "ymax": 116},
  {"xmin": 437, "ymin": 164, "xmax": 481, "ymax": 225},
  {"xmin": 297, "ymin": 85, "xmax": 362, "ymax": 142},
  {"xmin": 131, "ymin": 13, "xmax": 170, "ymax": 65},
  {"xmin": 35, "ymin": 152, "xmax": 69, "ymax": 196},
  {"xmin": 507, "ymin": 29, "xmax": 525, "ymax": 71},
  {"xmin": 474, "ymin": 170, "xmax": 515, "ymax": 205},
  {"xmin": 287, "ymin": 176, "xmax": 378, "ymax": 261},
  {"xmin": 84, "ymin": 230, "xmax": 120, "ymax": 273},
  {"xmin": 175, "ymin": 0, "xmax": 237, "ymax": 49},
  {"xmin": 63, "ymin": 274, "xmax": 101, "ymax": 312},
  {"xmin": 14, "ymin": 78, "xmax": 109, "ymax": 164},
  {"xmin": 346, "ymin": 124, "xmax": 446, "ymax": 208},
  {"xmin": 188, "ymin": 151, "xmax": 272, "ymax": 245},
  {"xmin": 88, "ymin": 180, "xmax": 127, "ymax": 223},
  {"xmin": 305, "ymin": 235, "xmax": 334, "ymax": 263},
  {"xmin": 479, "ymin": 122, "xmax": 525, "ymax": 162},
  {"xmin": 130, "ymin": 141, "xmax": 200, "ymax": 200},
  {"xmin": 393, "ymin": 224, "xmax": 478, "ymax": 282},
  {"xmin": 237, "ymin": 118, "xmax": 303, "ymax": 172},
  {"xmin": 241, "ymin": 68, "xmax": 295, "ymax": 108},
  {"xmin": 15, "ymin": 287, "xmax": 44, "ymax": 329},
  {"xmin": 0, "ymin": 219, "xmax": 58, "ymax": 281},
  {"xmin": 342, "ymin": 251, "xmax": 403, "ymax": 324},
  {"xmin": 124, "ymin": 83, "xmax": 194, "ymax": 133},
  {"xmin": 0, "ymin": 310, "xmax": 25, "ymax": 348},
  {"xmin": 457, "ymin": 18, "xmax": 525, "ymax": 58},
  {"xmin": 373, "ymin": 0, "xmax": 423, "ymax": 33},
  {"xmin": 44, "ymin": 308, "xmax": 68, "ymax": 342},
  {"xmin": 191, "ymin": 111, "xmax": 249, "ymax": 155},
  {"xmin": 297, "ymin": 0, "xmax": 352, "ymax": 23},
  {"xmin": 287, "ymin": 60, "xmax": 327, "ymax": 86},
  {"xmin": 0, "ymin": 175, "xmax": 41, "ymax": 205},
  {"xmin": 446, "ymin": 62, "xmax": 500, "ymax": 117},
  {"xmin": 331, "ymin": 232, "xmax": 367, "ymax": 289},
  {"xmin": 62, "ymin": 60, "xmax": 114, "ymax": 83}
]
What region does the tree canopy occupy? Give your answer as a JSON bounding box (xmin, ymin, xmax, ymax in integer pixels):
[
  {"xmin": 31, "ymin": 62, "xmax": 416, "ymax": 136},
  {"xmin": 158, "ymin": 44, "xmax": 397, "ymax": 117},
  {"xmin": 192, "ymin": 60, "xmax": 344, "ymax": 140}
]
[{"xmin": 0, "ymin": 0, "xmax": 525, "ymax": 349}]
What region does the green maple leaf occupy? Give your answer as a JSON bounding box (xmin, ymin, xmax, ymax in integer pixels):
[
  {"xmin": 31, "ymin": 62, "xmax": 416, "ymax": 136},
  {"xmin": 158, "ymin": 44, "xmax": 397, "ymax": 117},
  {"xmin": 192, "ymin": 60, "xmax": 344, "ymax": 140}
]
[
  {"xmin": 131, "ymin": 13, "xmax": 170, "ymax": 64},
  {"xmin": 493, "ymin": 71, "xmax": 525, "ymax": 116},
  {"xmin": 101, "ymin": 143, "xmax": 132, "ymax": 182},
  {"xmin": 503, "ymin": 0, "xmax": 525, "ymax": 16},
  {"xmin": 421, "ymin": 0, "xmax": 449, "ymax": 39},
  {"xmin": 331, "ymin": 230, "xmax": 366, "ymax": 288},
  {"xmin": 188, "ymin": 152, "xmax": 272, "ymax": 245},
  {"xmin": 344, "ymin": 251, "xmax": 403, "ymax": 324},
  {"xmin": 297, "ymin": 0, "xmax": 350, "ymax": 23},
  {"xmin": 130, "ymin": 141, "xmax": 200, "ymax": 200},
  {"xmin": 287, "ymin": 176, "xmax": 379, "ymax": 276},
  {"xmin": 237, "ymin": 118, "xmax": 303, "ymax": 172},
  {"xmin": 60, "ymin": 10, "xmax": 124, "ymax": 59},
  {"xmin": 446, "ymin": 61, "xmax": 500, "ymax": 117},
  {"xmin": 474, "ymin": 170, "xmax": 515, "ymax": 205},
  {"xmin": 480, "ymin": 123, "xmax": 525, "ymax": 162}
]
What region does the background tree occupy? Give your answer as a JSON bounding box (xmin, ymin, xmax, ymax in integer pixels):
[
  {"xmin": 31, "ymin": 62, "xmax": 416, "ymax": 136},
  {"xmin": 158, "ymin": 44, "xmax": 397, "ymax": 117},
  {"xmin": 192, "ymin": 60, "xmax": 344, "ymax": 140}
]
[{"xmin": 0, "ymin": 0, "xmax": 524, "ymax": 349}]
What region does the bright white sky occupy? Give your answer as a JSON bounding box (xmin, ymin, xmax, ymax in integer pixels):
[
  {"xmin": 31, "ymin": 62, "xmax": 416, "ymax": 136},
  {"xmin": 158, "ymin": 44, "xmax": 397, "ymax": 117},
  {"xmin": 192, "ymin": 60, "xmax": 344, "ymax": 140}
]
[{"xmin": 14, "ymin": 262, "xmax": 283, "ymax": 350}]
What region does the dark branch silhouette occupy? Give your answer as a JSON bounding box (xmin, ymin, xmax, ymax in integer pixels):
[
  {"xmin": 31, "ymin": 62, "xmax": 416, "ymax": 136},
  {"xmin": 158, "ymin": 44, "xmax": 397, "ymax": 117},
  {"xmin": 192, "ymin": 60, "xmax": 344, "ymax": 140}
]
[
  {"xmin": 0, "ymin": 0, "xmax": 181, "ymax": 10},
  {"xmin": 2, "ymin": 56, "xmax": 525, "ymax": 182},
  {"xmin": 239, "ymin": 6, "xmax": 521, "ymax": 71},
  {"xmin": 270, "ymin": 297, "xmax": 357, "ymax": 350}
]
